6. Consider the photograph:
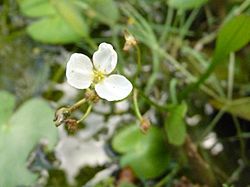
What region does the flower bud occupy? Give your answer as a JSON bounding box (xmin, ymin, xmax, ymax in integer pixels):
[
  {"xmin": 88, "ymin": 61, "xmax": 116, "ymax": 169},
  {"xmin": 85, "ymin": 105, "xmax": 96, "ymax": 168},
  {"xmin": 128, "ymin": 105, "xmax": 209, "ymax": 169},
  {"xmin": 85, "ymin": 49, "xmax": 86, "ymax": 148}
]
[
  {"xmin": 140, "ymin": 117, "xmax": 151, "ymax": 134},
  {"xmin": 65, "ymin": 118, "xmax": 78, "ymax": 132},
  {"xmin": 54, "ymin": 107, "xmax": 70, "ymax": 127},
  {"xmin": 123, "ymin": 31, "xmax": 137, "ymax": 51}
]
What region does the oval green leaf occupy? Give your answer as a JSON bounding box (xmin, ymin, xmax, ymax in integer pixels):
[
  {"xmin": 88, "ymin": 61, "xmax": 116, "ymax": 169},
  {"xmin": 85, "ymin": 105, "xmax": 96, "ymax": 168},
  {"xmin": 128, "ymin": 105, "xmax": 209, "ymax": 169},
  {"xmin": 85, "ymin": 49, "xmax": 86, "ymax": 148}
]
[
  {"xmin": 17, "ymin": 0, "xmax": 56, "ymax": 17},
  {"xmin": 51, "ymin": 0, "xmax": 88, "ymax": 37},
  {"xmin": 112, "ymin": 125, "xmax": 170, "ymax": 179},
  {"xmin": 164, "ymin": 103, "xmax": 187, "ymax": 146},
  {"xmin": 27, "ymin": 16, "xmax": 81, "ymax": 44},
  {"xmin": 215, "ymin": 14, "xmax": 250, "ymax": 59},
  {"xmin": 0, "ymin": 98, "xmax": 58, "ymax": 187}
]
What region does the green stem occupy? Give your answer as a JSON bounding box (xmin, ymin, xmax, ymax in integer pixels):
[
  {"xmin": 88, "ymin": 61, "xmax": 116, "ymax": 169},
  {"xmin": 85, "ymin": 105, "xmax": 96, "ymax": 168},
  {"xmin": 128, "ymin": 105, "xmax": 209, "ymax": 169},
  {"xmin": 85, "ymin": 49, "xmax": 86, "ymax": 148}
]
[
  {"xmin": 157, "ymin": 48, "xmax": 221, "ymax": 100},
  {"xmin": 145, "ymin": 51, "xmax": 159, "ymax": 93},
  {"xmin": 180, "ymin": 9, "xmax": 199, "ymax": 39},
  {"xmin": 224, "ymin": 0, "xmax": 250, "ymax": 23},
  {"xmin": 182, "ymin": 46, "xmax": 225, "ymax": 98},
  {"xmin": 68, "ymin": 98, "xmax": 87, "ymax": 113},
  {"xmin": 139, "ymin": 90, "xmax": 169, "ymax": 112},
  {"xmin": 232, "ymin": 116, "xmax": 248, "ymax": 164},
  {"xmin": 227, "ymin": 132, "xmax": 250, "ymax": 141},
  {"xmin": 200, "ymin": 108, "xmax": 225, "ymax": 142},
  {"xmin": 133, "ymin": 89, "xmax": 142, "ymax": 120},
  {"xmin": 227, "ymin": 53, "xmax": 235, "ymax": 100},
  {"xmin": 155, "ymin": 165, "xmax": 180, "ymax": 187},
  {"xmin": 226, "ymin": 159, "xmax": 245, "ymax": 184},
  {"xmin": 160, "ymin": 6, "xmax": 174, "ymax": 44},
  {"xmin": 77, "ymin": 104, "xmax": 92, "ymax": 123},
  {"xmin": 170, "ymin": 78, "xmax": 178, "ymax": 105}
]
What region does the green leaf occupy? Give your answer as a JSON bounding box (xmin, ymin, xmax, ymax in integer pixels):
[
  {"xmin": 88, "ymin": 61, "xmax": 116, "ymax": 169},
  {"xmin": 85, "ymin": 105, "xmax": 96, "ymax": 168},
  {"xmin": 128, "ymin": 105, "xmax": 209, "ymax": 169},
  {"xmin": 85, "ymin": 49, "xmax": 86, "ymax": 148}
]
[
  {"xmin": 168, "ymin": 0, "xmax": 208, "ymax": 10},
  {"xmin": 51, "ymin": 0, "xmax": 88, "ymax": 37},
  {"xmin": 119, "ymin": 181, "xmax": 137, "ymax": 187},
  {"xmin": 85, "ymin": 0, "xmax": 119, "ymax": 25},
  {"xmin": 165, "ymin": 103, "xmax": 187, "ymax": 146},
  {"xmin": 210, "ymin": 98, "xmax": 250, "ymax": 121},
  {"xmin": 214, "ymin": 14, "xmax": 250, "ymax": 59},
  {"xmin": 0, "ymin": 91, "xmax": 15, "ymax": 126},
  {"xmin": 17, "ymin": 0, "xmax": 56, "ymax": 17},
  {"xmin": 112, "ymin": 124, "xmax": 145, "ymax": 154},
  {"xmin": 112, "ymin": 125, "xmax": 170, "ymax": 179},
  {"xmin": 27, "ymin": 16, "xmax": 82, "ymax": 44},
  {"xmin": 179, "ymin": 15, "xmax": 250, "ymax": 100},
  {"xmin": 0, "ymin": 98, "xmax": 58, "ymax": 187}
]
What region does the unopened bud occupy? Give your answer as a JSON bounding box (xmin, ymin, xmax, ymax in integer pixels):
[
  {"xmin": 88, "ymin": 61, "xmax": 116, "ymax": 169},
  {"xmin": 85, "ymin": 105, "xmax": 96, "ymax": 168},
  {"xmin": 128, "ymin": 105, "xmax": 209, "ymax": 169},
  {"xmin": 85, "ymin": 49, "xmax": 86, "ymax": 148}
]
[
  {"xmin": 140, "ymin": 117, "xmax": 151, "ymax": 134},
  {"xmin": 123, "ymin": 31, "xmax": 137, "ymax": 51},
  {"xmin": 65, "ymin": 118, "xmax": 78, "ymax": 132},
  {"xmin": 117, "ymin": 167, "xmax": 136, "ymax": 185},
  {"xmin": 54, "ymin": 107, "xmax": 70, "ymax": 127}
]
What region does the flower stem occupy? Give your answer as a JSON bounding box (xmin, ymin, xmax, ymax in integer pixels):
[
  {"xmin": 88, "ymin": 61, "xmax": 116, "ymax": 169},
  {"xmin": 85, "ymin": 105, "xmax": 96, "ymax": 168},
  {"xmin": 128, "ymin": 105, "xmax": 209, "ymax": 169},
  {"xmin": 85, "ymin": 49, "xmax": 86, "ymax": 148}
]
[
  {"xmin": 77, "ymin": 104, "xmax": 92, "ymax": 124},
  {"xmin": 68, "ymin": 98, "xmax": 87, "ymax": 113},
  {"xmin": 227, "ymin": 53, "xmax": 235, "ymax": 100},
  {"xmin": 133, "ymin": 89, "xmax": 142, "ymax": 120}
]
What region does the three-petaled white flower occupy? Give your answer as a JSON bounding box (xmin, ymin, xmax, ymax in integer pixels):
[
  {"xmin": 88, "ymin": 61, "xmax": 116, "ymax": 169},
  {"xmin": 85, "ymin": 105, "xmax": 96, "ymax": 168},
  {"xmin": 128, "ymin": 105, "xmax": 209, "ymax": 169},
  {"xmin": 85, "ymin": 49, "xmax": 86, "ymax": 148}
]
[{"xmin": 66, "ymin": 42, "xmax": 133, "ymax": 101}]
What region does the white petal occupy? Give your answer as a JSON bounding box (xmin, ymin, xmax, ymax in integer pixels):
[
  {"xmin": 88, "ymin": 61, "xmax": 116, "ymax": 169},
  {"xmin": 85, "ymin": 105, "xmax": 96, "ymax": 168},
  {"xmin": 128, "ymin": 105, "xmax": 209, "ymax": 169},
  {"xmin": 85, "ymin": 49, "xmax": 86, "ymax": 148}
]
[
  {"xmin": 66, "ymin": 53, "xmax": 93, "ymax": 89},
  {"xmin": 95, "ymin": 74, "xmax": 133, "ymax": 101},
  {"xmin": 93, "ymin": 42, "xmax": 117, "ymax": 74}
]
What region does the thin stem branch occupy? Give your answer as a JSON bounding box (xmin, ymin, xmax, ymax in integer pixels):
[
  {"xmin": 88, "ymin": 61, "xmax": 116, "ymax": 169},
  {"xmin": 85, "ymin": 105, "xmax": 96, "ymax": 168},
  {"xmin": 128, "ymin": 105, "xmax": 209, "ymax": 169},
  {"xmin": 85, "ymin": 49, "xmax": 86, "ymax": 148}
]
[
  {"xmin": 180, "ymin": 8, "xmax": 199, "ymax": 39},
  {"xmin": 170, "ymin": 78, "xmax": 178, "ymax": 105},
  {"xmin": 145, "ymin": 51, "xmax": 159, "ymax": 93},
  {"xmin": 155, "ymin": 165, "xmax": 180, "ymax": 187},
  {"xmin": 200, "ymin": 108, "xmax": 225, "ymax": 142},
  {"xmin": 160, "ymin": 6, "xmax": 174, "ymax": 44},
  {"xmin": 139, "ymin": 90, "xmax": 169, "ymax": 112},
  {"xmin": 224, "ymin": 0, "xmax": 250, "ymax": 23},
  {"xmin": 232, "ymin": 116, "xmax": 248, "ymax": 164},
  {"xmin": 68, "ymin": 98, "xmax": 87, "ymax": 113},
  {"xmin": 133, "ymin": 89, "xmax": 142, "ymax": 120},
  {"xmin": 227, "ymin": 53, "xmax": 235, "ymax": 100},
  {"xmin": 77, "ymin": 104, "xmax": 92, "ymax": 124},
  {"xmin": 226, "ymin": 160, "xmax": 245, "ymax": 184},
  {"xmin": 157, "ymin": 48, "xmax": 221, "ymax": 100}
]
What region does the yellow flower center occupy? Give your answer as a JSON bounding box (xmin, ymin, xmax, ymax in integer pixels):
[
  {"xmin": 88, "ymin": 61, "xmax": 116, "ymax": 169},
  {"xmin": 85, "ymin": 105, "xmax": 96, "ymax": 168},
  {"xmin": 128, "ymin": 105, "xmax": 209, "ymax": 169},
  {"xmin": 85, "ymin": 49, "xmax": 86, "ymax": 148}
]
[{"xmin": 93, "ymin": 70, "xmax": 105, "ymax": 84}]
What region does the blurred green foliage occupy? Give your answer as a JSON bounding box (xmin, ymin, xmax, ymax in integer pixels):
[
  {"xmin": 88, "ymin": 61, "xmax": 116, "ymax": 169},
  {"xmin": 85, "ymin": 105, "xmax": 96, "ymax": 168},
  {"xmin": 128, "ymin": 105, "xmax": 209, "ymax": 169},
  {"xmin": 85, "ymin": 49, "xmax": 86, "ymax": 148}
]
[
  {"xmin": 0, "ymin": 91, "xmax": 58, "ymax": 186},
  {"xmin": 1, "ymin": 0, "xmax": 250, "ymax": 186},
  {"xmin": 17, "ymin": 0, "xmax": 119, "ymax": 44}
]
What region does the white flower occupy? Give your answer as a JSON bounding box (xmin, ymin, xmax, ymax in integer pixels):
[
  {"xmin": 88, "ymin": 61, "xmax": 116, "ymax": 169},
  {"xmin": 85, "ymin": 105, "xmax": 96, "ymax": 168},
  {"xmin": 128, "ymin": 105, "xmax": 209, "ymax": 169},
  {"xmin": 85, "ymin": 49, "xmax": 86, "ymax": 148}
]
[{"xmin": 66, "ymin": 42, "xmax": 133, "ymax": 101}]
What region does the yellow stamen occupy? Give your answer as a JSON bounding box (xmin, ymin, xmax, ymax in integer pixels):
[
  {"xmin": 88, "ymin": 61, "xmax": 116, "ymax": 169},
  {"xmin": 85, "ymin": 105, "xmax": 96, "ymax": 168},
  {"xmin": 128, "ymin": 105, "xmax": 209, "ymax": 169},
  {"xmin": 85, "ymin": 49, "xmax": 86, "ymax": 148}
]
[{"xmin": 93, "ymin": 70, "xmax": 105, "ymax": 84}]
